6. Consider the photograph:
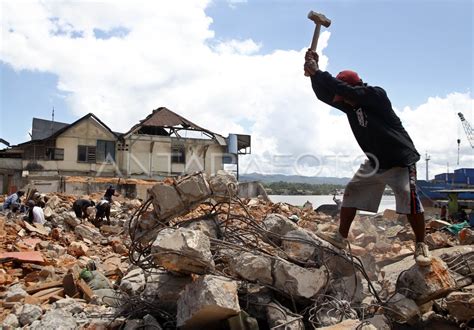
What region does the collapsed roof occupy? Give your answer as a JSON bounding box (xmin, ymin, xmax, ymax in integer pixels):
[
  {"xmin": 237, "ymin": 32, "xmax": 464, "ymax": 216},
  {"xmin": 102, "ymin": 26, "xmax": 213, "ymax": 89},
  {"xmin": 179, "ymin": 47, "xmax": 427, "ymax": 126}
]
[{"xmin": 122, "ymin": 107, "xmax": 227, "ymax": 145}]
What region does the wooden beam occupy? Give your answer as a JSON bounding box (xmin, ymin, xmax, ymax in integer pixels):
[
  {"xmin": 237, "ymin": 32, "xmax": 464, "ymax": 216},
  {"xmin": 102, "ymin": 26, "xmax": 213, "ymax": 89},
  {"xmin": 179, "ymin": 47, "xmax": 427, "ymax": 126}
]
[{"xmin": 26, "ymin": 280, "xmax": 63, "ymax": 294}]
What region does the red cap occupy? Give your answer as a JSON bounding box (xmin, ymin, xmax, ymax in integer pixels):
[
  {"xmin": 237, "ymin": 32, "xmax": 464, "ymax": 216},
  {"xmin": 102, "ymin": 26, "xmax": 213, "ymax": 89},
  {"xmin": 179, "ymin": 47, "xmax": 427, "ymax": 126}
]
[{"xmin": 333, "ymin": 70, "xmax": 362, "ymax": 103}]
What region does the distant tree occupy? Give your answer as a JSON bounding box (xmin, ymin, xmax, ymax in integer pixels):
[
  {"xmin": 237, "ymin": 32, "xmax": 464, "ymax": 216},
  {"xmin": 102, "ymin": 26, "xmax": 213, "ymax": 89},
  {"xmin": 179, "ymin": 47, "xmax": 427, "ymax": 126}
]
[{"xmin": 263, "ymin": 181, "xmax": 345, "ymax": 195}]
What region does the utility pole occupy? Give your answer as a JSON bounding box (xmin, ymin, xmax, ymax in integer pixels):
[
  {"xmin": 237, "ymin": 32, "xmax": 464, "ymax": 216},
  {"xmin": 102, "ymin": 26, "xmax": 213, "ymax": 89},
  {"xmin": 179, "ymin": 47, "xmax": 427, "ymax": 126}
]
[
  {"xmin": 424, "ymin": 152, "xmax": 430, "ymax": 180},
  {"xmin": 51, "ymin": 107, "xmax": 55, "ymax": 136}
]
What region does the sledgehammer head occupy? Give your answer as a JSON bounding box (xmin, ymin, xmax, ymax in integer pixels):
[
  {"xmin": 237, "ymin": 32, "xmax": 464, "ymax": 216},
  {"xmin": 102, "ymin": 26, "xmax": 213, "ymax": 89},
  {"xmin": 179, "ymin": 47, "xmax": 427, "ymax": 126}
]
[{"xmin": 308, "ymin": 11, "xmax": 331, "ymax": 27}]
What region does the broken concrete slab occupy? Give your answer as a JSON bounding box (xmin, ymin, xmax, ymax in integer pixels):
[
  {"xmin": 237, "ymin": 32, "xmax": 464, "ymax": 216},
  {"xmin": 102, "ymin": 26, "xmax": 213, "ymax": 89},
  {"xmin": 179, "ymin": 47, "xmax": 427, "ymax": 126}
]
[
  {"xmin": 151, "ymin": 227, "xmax": 215, "ymax": 274},
  {"xmin": 63, "ymin": 211, "xmax": 81, "ymax": 227},
  {"xmin": 121, "ymin": 268, "xmax": 190, "ymax": 311},
  {"xmin": 331, "ymin": 273, "xmax": 365, "ymax": 303},
  {"xmin": 149, "ymin": 183, "xmax": 186, "ymax": 220},
  {"xmin": 176, "ymin": 172, "xmax": 212, "ymax": 204},
  {"xmin": 2, "ymin": 313, "xmax": 20, "ymax": 328},
  {"xmin": 317, "ymin": 319, "xmax": 361, "ymax": 329},
  {"xmin": 100, "ymin": 225, "xmax": 123, "ymax": 235},
  {"xmin": 149, "ymin": 172, "xmax": 213, "ymax": 222},
  {"xmin": 273, "ymin": 260, "xmax": 327, "ymax": 299},
  {"xmin": 5, "ymin": 285, "xmax": 29, "ymax": 302},
  {"xmin": 380, "ymin": 245, "xmax": 474, "ymax": 295},
  {"xmin": 18, "ymin": 304, "xmax": 43, "ymax": 326},
  {"xmin": 361, "ymin": 315, "xmax": 391, "ymax": 330},
  {"xmin": 29, "ymin": 309, "xmax": 77, "ymax": 329},
  {"xmin": 181, "ymin": 218, "xmax": 220, "ymax": 239},
  {"xmin": 385, "ymin": 293, "xmax": 420, "ymax": 323},
  {"xmin": 227, "ymin": 310, "xmax": 259, "ymax": 330},
  {"xmin": 208, "ymin": 170, "xmax": 238, "ymax": 199},
  {"xmin": 228, "ymin": 251, "xmax": 273, "ymax": 285},
  {"xmin": 266, "ymin": 301, "xmax": 304, "ymax": 330},
  {"xmin": 119, "ymin": 268, "xmax": 146, "ymax": 294},
  {"xmin": 262, "ymin": 213, "xmax": 300, "ymax": 244},
  {"xmin": 176, "ymin": 275, "xmax": 240, "ymax": 329},
  {"xmin": 397, "ymin": 257, "xmax": 456, "ymax": 305},
  {"xmin": 281, "ymin": 229, "xmax": 319, "ymax": 261},
  {"xmin": 445, "ymin": 291, "xmax": 474, "ymax": 322},
  {"xmin": 53, "ymin": 298, "xmax": 84, "ymax": 315},
  {"xmin": 67, "ymin": 241, "xmax": 89, "ymax": 257},
  {"xmin": 426, "ymin": 232, "xmax": 450, "ymax": 249},
  {"xmin": 141, "ymin": 270, "xmax": 192, "ymax": 313},
  {"xmin": 74, "ymin": 224, "xmax": 103, "ymax": 241}
]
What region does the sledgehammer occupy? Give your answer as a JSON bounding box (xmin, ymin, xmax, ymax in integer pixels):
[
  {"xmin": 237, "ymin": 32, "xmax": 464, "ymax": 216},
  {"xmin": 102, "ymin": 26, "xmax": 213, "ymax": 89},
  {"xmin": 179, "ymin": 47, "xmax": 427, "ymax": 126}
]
[{"xmin": 307, "ymin": 10, "xmax": 331, "ymax": 51}]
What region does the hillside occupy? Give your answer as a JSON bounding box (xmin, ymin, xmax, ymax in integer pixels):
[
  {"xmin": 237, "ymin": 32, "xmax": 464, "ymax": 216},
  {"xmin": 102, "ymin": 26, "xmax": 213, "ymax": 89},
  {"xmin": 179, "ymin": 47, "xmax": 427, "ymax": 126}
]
[{"xmin": 239, "ymin": 173, "xmax": 350, "ymax": 185}]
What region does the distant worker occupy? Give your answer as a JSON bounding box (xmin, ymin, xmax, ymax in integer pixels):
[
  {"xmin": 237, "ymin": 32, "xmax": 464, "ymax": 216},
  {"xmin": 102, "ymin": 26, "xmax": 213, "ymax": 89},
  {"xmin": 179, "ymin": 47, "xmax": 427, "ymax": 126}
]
[
  {"xmin": 440, "ymin": 205, "xmax": 447, "ymax": 221},
  {"xmin": 2, "ymin": 190, "xmax": 25, "ymax": 212},
  {"xmin": 304, "ymin": 50, "xmax": 432, "ymax": 266},
  {"xmin": 73, "ymin": 199, "xmax": 95, "ymax": 219},
  {"xmin": 94, "ymin": 199, "xmax": 111, "ymax": 227},
  {"xmin": 332, "ymin": 191, "xmax": 342, "ymax": 211},
  {"xmin": 103, "ymin": 185, "xmax": 118, "ymax": 203},
  {"xmin": 27, "ymin": 200, "xmax": 46, "ymax": 225},
  {"xmin": 32, "ymin": 191, "xmax": 48, "ymax": 208}
]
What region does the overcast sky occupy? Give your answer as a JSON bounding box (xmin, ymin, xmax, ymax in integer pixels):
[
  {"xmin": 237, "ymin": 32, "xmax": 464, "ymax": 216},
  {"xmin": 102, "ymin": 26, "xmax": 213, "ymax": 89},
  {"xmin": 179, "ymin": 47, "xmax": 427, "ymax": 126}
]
[{"xmin": 1, "ymin": 0, "xmax": 473, "ymax": 178}]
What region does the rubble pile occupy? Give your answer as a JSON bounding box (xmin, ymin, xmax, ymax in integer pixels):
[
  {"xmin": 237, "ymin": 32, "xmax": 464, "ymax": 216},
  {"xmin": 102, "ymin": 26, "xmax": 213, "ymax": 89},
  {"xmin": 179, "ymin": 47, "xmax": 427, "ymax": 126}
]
[{"xmin": 0, "ymin": 171, "xmax": 473, "ymax": 329}]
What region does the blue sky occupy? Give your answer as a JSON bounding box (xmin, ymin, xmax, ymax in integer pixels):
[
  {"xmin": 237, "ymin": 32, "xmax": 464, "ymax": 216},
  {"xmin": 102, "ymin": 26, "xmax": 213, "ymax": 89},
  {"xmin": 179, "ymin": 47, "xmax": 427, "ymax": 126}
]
[{"xmin": 0, "ymin": 0, "xmax": 472, "ymax": 177}]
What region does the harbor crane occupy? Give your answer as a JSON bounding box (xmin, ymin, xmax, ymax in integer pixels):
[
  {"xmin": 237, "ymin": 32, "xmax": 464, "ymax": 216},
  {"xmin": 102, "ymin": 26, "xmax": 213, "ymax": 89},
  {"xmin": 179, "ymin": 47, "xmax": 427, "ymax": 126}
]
[{"xmin": 458, "ymin": 112, "xmax": 474, "ymax": 148}]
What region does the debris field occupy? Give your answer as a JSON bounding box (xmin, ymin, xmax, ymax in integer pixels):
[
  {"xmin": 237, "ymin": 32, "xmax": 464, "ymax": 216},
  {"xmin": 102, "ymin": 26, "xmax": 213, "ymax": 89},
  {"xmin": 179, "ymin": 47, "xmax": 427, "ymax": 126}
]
[{"xmin": 1, "ymin": 171, "xmax": 473, "ymax": 329}]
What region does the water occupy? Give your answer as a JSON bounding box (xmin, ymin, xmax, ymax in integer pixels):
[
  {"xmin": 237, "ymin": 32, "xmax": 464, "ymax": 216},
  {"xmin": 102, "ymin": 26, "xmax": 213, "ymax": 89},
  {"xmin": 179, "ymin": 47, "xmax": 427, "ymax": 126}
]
[{"xmin": 268, "ymin": 195, "xmax": 396, "ymax": 214}]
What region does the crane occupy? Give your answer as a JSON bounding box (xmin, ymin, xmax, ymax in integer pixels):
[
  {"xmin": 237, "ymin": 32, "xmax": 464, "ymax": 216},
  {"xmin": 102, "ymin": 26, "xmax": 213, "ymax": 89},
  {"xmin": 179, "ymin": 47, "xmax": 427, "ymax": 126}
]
[{"xmin": 458, "ymin": 112, "xmax": 474, "ymax": 148}]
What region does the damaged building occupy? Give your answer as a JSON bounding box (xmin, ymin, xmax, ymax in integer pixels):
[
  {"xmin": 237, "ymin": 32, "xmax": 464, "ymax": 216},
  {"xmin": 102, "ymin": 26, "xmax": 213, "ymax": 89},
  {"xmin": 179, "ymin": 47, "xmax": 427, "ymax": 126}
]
[{"xmin": 0, "ymin": 107, "xmax": 251, "ymax": 195}]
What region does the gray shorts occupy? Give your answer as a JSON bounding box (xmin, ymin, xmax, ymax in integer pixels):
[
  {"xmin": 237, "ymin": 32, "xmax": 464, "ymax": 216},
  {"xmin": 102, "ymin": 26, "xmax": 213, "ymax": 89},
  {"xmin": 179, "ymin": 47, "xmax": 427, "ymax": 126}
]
[{"xmin": 342, "ymin": 161, "xmax": 424, "ymax": 214}]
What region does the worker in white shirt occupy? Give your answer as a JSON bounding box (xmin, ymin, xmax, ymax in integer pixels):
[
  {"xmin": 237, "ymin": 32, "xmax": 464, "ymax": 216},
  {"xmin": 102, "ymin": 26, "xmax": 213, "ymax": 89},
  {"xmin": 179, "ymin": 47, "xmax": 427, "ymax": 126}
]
[{"xmin": 27, "ymin": 200, "xmax": 46, "ymax": 225}]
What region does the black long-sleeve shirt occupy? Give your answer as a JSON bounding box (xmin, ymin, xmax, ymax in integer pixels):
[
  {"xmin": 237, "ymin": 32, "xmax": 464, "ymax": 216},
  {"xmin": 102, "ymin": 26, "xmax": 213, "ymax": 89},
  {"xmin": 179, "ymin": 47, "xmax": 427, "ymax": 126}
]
[{"xmin": 310, "ymin": 70, "xmax": 420, "ymax": 169}]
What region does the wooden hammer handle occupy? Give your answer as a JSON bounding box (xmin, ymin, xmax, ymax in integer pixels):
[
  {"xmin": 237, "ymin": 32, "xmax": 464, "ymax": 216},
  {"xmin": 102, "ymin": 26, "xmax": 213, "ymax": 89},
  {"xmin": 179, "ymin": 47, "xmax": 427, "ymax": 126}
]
[
  {"xmin": 310, "ymin": 23, "xmax": 322, "ymax": 51},
  {"xmin": 304, "ymin": 23, "xmax": 321, "ymax": 76}
]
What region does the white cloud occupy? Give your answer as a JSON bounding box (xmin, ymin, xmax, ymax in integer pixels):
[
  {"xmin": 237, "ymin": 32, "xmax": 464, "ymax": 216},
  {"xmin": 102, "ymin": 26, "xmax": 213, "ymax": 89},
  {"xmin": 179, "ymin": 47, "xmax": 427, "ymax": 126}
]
[
  {"xmin": 213, "ymin": 39, "xmax": 261, "ymax": 55},
  {"xmin": 1, "ymin": 0, "xmax": 472, "ymax": 178}
]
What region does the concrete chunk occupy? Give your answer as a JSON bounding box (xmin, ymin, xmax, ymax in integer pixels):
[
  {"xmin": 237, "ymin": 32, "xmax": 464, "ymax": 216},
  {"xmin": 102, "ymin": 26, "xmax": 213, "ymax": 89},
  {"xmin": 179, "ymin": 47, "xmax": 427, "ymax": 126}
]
[
  {"xmin": 208, "ymin": 170, "xmax": 238, "ymax": 199},
  {"xmin": 2, "ymin": 313, "xmax": 20, "ymax": 328},
  {"xmin": 121, "ymin": 268, "xmax": 191, "ymax": 313},
  {"xmin": 176, "ymin": 172, "xmax": 212, "ymax": 204},
  {"xmin": 262, "ymin": 214, "xmax": 299, "ymax": 244},
  {"xmin": 5, "ymin": 285, "xmax": 28, "ymax": 303},
  {"xmin": 18, "ymin": 304, "xmax": 42, "ymax": 326},
  {"xmin": 445, "ymin": 291, "xmax": 474, "ymax": 322},
  {"xmin": 266, "ymin": 302, "xmax": 304, "ymax": 329},
  {"xmin": 182, "ymin": 218, "xmax": 220, "ymax": 239},
  {"xmin": 274, "ymin": 260, "xmax": 327, "ymax": 299},
  {"xmin": 177, "ymin": 275, "xmax": 240, "ymax": 329},
  {"xmin": 151, "ymin": 228, "xmax": 215, "ymax": 274},
  {"xmin": 141, "ymin": 271, "xmax": 192, "ymax": 313},
  {"xmin": 74, "ymin": 224, "xmax": 103, "ymax": 241},
  {"xmin": 30, "ymin": 309, "xmax": 77, "ymax": 329},
  {"xmin": 385, "ymin": 293, "xmax": 420, "ymax": 323},
  {"xmin": 282, "ymin": 229, "xmax": 319, "ymax": 260},
  {"xmin": 397, "ymin": 257, "xmax": 456, "ymax": 304},
  {"xmin": 228, "ymin": 252, "xmax": 273, "ymax": 285},
  {"xmin": 149, "ymin": 183, "xmax": 184, "ymax": 220},
  {"xmin": 67, "ymin": 241, "xmax": 89, "ymax": 257}
]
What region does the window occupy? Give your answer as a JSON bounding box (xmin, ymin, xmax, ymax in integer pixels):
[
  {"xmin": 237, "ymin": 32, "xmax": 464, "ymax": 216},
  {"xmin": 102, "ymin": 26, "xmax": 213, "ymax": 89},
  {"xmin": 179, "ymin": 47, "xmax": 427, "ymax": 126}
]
[
  {"xmin": 77, "ymin": 145, "xmax": 96, "ymax": 163},
  {"xmin": 171, "ymin": 145, "xmax": 185, "ymax": 164},
  {"xmin": 96, "ymin": 140, "xmax": 115, "ymax": 163},
  {"xmin": 46, "ymin": 148, "xmax": 64, "ymax": 160}
]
